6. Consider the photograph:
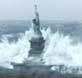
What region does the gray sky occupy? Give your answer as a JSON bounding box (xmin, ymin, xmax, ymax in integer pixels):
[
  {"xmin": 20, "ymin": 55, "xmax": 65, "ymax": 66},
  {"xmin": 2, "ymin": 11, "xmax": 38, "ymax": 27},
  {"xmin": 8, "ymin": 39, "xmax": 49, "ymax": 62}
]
[{"xmin": 0, "ymin": 0, "xmax": 82, "ymax": 21}]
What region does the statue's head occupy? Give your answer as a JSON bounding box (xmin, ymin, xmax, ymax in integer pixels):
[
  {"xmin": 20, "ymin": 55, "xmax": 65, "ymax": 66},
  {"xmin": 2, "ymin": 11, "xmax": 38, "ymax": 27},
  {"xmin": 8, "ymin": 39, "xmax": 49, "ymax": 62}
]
[
  {"xmin": 32, "ymin": 18, "xmax": 39, "ymax": 25},
  {"xmin": 32, "ymin": 19, "xmax": 36, "ymax": 24}
]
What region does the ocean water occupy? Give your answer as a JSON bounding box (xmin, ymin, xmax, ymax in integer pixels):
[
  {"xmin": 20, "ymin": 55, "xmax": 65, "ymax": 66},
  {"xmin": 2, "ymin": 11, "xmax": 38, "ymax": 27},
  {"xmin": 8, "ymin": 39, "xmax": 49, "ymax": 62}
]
[{"xmin": 0, "ymin": 20, "xmax": 82, "ymax": 70}]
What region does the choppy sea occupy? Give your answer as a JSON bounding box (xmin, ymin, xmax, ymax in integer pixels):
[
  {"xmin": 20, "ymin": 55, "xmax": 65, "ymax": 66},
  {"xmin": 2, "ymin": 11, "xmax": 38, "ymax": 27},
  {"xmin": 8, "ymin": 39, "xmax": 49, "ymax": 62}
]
[{"xmin": 0, "ymin": 20, "xmax": 82, "ymax": 71}]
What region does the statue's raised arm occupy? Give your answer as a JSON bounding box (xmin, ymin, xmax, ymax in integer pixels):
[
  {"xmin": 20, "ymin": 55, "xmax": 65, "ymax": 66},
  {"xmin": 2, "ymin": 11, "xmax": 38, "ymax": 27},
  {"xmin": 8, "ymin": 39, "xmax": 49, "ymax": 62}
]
[{"xmin": 32, "ymin": 0, "xmax": 42, "ymax": 37}]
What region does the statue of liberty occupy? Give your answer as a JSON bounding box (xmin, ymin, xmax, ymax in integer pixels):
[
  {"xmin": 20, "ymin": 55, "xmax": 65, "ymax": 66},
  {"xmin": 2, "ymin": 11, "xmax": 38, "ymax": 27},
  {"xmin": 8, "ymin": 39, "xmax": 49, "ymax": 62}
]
[{"xmin": 29, "ymin": 0, "xmax": 45, "ymax": 56}]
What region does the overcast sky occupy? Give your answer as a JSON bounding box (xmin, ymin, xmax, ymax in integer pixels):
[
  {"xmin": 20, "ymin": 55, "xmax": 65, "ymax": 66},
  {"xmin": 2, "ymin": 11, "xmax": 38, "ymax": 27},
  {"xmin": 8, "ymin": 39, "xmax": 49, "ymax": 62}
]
[{"xmin": 0, "ymin": 0, "xmax": 82, "ymax": 21}]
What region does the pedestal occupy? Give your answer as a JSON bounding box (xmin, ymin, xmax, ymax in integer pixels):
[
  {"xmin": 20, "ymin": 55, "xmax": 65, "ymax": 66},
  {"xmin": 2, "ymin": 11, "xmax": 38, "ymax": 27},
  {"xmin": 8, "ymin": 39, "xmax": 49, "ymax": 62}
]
[{"xmin": 29, "ymin": 37, "xmax": 45, "ymax": 56}]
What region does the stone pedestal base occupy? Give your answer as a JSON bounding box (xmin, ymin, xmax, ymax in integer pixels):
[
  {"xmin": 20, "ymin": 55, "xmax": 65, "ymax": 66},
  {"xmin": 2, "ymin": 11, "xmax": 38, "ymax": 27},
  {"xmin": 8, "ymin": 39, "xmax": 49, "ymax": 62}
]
[{"xmin": 29, "ymin": 37, "xmax": 45, "ymax": 56}]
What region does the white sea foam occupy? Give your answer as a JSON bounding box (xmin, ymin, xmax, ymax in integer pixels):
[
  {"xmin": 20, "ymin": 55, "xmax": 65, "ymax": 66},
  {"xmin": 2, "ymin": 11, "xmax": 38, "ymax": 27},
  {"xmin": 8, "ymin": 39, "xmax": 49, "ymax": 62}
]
[
  {"xmin": 43, "ymin": 28, "xmax": 82, "ymax": 67},
  {"xmin": 0, "ymin": 27, "xmax": 82, "ymax": 69},
  {"xmin": 0, "ymin": 29, "xmax": 32, "ymax": 69}
]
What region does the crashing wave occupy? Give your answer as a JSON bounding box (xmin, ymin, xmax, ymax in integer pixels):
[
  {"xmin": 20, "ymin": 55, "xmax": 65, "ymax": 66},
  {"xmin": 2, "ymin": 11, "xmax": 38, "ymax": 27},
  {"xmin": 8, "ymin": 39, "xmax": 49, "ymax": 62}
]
[{"xmin": 0, "ymin": 27, "xmax": 82, "ymax": 72}]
